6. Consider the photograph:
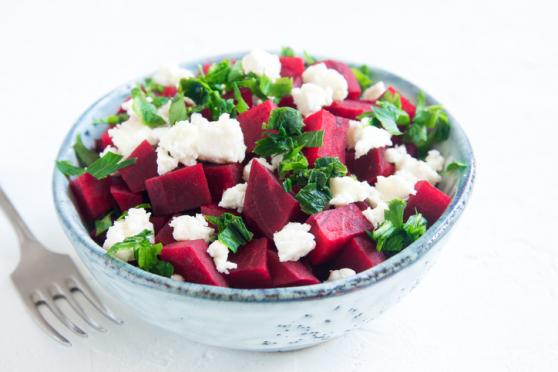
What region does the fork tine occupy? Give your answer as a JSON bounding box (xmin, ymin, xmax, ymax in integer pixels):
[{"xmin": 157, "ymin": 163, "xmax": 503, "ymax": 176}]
[
  {"xmin": 52, "ymin": 284, "xmax": 106, "ymax": 332},
  {"xmin": 27, "ymin": 292, "xmax": 71, "ymax": 346},
  {"xmin": 65, "ymin": 277, "xmax": 123, "ymax": 325},
  {"xmin": 38, "ymin": 289, "xmax": 88, "ymax": 338}
]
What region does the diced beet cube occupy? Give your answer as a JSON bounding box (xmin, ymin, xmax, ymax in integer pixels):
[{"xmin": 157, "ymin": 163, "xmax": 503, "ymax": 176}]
[
  {"xmin": 200, "ymin": 204, "xmax": 236, "ymax": 217},
  {"xmin": 228, "ymin": 238, "xmax": 272, "ymax": 288},
  {"xmin": 303, "ymin": 110, "xmax": 349, "ymax": 166},
  {"xmin": 70, "ymin": 173, "xmax": 113, "ymax": 221},
  {"xmin": 155, "ymin": 222, "xmax": 175, "ymax": 245},
  {"xmin": 386, "ymin": 86, "xmax": 416, "ymax": 118},
  {"xmin": 202, "ymin": 63, "xmax": 212, "ymax": 75},
  {"xmin": 280, "ymin": 56, "xmax": 305, "ymax": 78},
  {"xmin": 160, "ymin": 240, "xmax": 228, "ymax": 287},
  {"xmin": 223, "ymin": 87, "xmax": 253, "ymax": 108},
  {"xmin": 237, "ymin": 100, "xmax": 276, "ymax": 153},
  {"xmin": 161, "ymin": 85, "xmax": 177, "ymax": 97},
  {"xmin": 353, "ymin": 201, "xmax": 369, "ymax": 211},
  {"xmin": 405, "ymin": 181, "xmax": 451, "ymax": 224},
  {"xmin": 203, "ymin": 163, "xmax": 242, "ymax": 202},
  {"xmin": 306, "ymin": 204, "xmax": 372, "ymax": 265},
  {"xmin": 119, "ymin": 140, "xmax": 158, "ymax": 193},
  {"xmin": 267, "ymin": 249, "xmax": 320, "ymax": 287},
  {"xmin": 151, "ymin": 215, "xmax": 170, "ymax": 235},
  {"xmin": 109, "ymin": 181, "xmax": 144, "ymax": 212},
  {"xmin": 332, "ymin": 235, "xmax": 385, "ymax": 273},
  {"xmin": 346, "ymin": 148, "xmax": 395, "ymax": 184},
  {"xmin": 97, "ymin": 129, "xmax": 113, "ymax": 152},
  {"xmin": 325, "ymin": 100, "xmax": 373, "ymax": 120},
  {"xmin": 243, "ymin": 161, "xmax": 299, "ymax": 239},
  {"xmin": 278, "ymin": 95, "xmax": 296, "ymax": 108},
  {"xmin": 146, "ymin": 164, "xmax": 212, "ymax": 215},
  {"xmin": 323, "ymin": 60, "xmax": 361, "ymax": 100}
]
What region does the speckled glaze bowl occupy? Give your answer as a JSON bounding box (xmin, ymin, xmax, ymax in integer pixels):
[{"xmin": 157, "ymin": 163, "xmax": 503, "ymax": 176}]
[{"xmin": 52, "ymin": 53, "xmax": 475, "ymax": 352}]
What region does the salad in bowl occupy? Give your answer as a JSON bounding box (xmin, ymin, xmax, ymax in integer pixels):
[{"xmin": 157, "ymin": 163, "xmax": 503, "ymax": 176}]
[{"xmin": 56, "ymin": 48, "xmax": 467, "ymax": 290}]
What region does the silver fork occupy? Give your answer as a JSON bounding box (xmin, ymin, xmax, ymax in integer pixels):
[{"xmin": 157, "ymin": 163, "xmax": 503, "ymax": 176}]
[{"xmin": 1, "ymin": 185, "xmax": 122, "ymax": 346}]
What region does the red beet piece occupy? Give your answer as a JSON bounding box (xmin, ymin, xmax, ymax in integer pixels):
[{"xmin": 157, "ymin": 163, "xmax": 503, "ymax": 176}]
[
  {"xmin": 267, "ymin": 249, "xmax": 320, "ymax": 287},
  {"xmin": 97, "ymin": 129, "xmax": 113, "ymax": 152},
  {"xmin": 155, "ymin": 221, "xmax": 175, "ymax": 245},
  {"xmin": 146, "ymin": 164, "xmax": 212, "ymax": 215},
  {"xmin": 109, "ymin": 181, "xmax": 144, "ymax": 212},
  {"xmin": 346, "ymin": 148, "xmax": 395, "ymax": 184},
  {"xmin": 203, "ymin": 163, "xmax": 242, "ymax": 202},
  {"xmin": 280, "ymin": 56, "xmax": 305, "ymax": 78},
  {"xmin": 161, "ymin": 85, "xmax": 177, "ymax": 97},
  {"xmin": 405, "ymin": 181, "xmax": 451, "ymax": 224},
  {"xmin": 237, "ymin": 100, "xmax": 276, "ymax": 153},
  {"xmin": 119, "ymin": 140, "xmax": 158, "ymax": 193},
  {"xmin": 223, "ymin": 87, "xmax": 253, "ymax": 108},
  {"xmin": 200, "ymin": 204, "xmax": 236, "ymax": 217},
  {"xmin": 278, "ymin": 95, "xmax": 296, "ymax": 108},
  {"xmin": 325, "ymin": 100, "xmax": 373, "ymax": 120},
  {"xmin": 70, "ymin": 173, "xmax": 113, "ymax": 222},
  {"xmin": 151, "ymin": 215, "xmax": 170, "ymax": 234},
  {"xmin": 228, "ymin": 238, "xmax": 272, "ymax": 288},
  {"xmin": 332, "ymin": 235, "xmax": 385, "ymax": 273},
  {"xmin": 323, "ymin": 60, "xmax": 361, "ymax": 100},
  {"xmin": 306, "ymin": 204, "xmax": 372, "ymax": 265},
  {"xmin": 303, "ymin": 110, "xmax": 349, "ymax": 166},
  {"xmin": 160, "ymin": 240, "xmax": 228, "ymax": 287},
  {"xmin": 243, "ymin": 161, "xmax": 299, "ymax": 239},
  {"xmin": 386, "ymin": 86, "xmax": 416, "ymax": 118}
]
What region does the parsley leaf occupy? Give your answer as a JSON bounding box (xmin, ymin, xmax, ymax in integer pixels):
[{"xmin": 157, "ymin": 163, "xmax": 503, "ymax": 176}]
[
  {"xmin": 93, "ymin": 113, "xmax": 129, "ymax": 126},
  {"xmin": 73, "ymin": 134, "xmax": 99, "ymax": 166},
  {"xmin": 204, "ymin": 213, "xmax": 254, "ymax": 253},
  {"xmin": 131, "ymin": 87, "xmax": 166, "ymax": 128},
  {"xmin": 106, "ymin": 230, "xmax": 174, "ymax": 277},
  {"xmin": 168, "ymin": 93, "xmax": 188, "ymax": 124},
  {"xmin": 352, "ymin": 65, "xmax": 374, "ymax": 90},
  {"xmin": 56, "ymin": 160, "xmax": 85, "ymax": 177},
  {"xmin": 445, "ymin": 161, "xmax": 467, "ymax": 173},
  {"xmin": 280, "ymin": 46, "xmax": 295, "ymax": 57},
  {"xmin": 94, "ymin": 211, "xmax": 114, "ymax": 236},
  {"xmin": 86, "ymin": 152, "xmax": 136, "ymax": 180}
]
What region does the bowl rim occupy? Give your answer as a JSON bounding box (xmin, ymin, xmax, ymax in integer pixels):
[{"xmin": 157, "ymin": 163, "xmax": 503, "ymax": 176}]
[{"xmin": 52, "ymin": 52, "xmax": 475, "ymax": 303}]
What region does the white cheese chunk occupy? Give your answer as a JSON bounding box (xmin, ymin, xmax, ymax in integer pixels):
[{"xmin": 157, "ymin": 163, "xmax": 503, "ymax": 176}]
[
  {"xmin": 241, "ymin": 50, "xmax": 281, "ymax": 80},
  {"xmin": 425, "ymin": 149, "xmax": 445, "ymax": 172},
  {"xmin": 156, "ymin": 147, "xmax": 179, "ymax": 175},
  {"xmin": 170, "ymin": 214, "xmax": 215, "ymax": 243},
  {"xmin": 291, "ymin": 83, "xmax": 333, "ymax": 117},
  {"xmin": 152, "ymin": 64, "xmax": 193, "ymax": 87},
  {"xmin": 329, "ymin": 176, "xmax": 375, "ymax": 206},
  {"xmin": 302, "ymin": 63, "xmax": 348, "ymax": 101},
  {"xmin": 207, "ymin": 240, "xmax": 237, "ymax": 274},
  {"xmin": 218, "ymin": 183, "xmax": 247, "ymax": 212},
  {"xmin": 108, "ymin": 116, "xmax": 158, "ymax": 158},
  {"xmin": 103, "ymin": 208, "xmax": 154, "ymax": 261},
  {"xmin": 347, "ymin": 119, "xmax": 393, "ymax": 159},
  {"xmin": 362, "ymin": 203, "xmax": 389, "ymax": 228},
  {"xmin": 273, "ymin": 222, "xmax": 316, "ymax": 262},
  {"xmin": 171, "ymin": 274, "xmax": 185, "ymax": 282},
  {"xmin": 386, "ymin": 145, "xmax": 441, "ymax": 185},
  {"xmin": 361, "ymin": 81, "xmax": 387, "ymax": 101},
  {"xmin": 243, "ymin": 157, "xmax": 274, "ymax": 181},
  {"xmin": 327, "ymin": 268, "xmax": 357, "ymax": 282},
  {"xmin": 374, "ymin": 173, "xmax": 417, "ymax": 202}
]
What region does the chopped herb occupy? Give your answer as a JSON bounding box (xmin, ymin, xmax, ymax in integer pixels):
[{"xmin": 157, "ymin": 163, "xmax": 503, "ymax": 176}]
[
  {"xmin": 227, "ymin": 60, "xmax": 244, "ymax": 83},
  {"xmin": 86, "ymin": 152, "xmax": 136, "ymax": 180},
  {"xmin": 204, "ymin": 60, "xmax": 233, "ymax": 86},
  {"xmin": 280, "ymin": 46, "xmax": 295, "ymax": 57},
  {"xmin": 94, "ymin": 211, "xmax": 115, "ymax": 236},
  {"xmin": 56, "ymin": 160, "xmax": 85, "ymax": 177},
  {"xmin": 303, "ymin": 50, "xmax": 316, "ymax": 65},
  {"xmin": 381, "ymin": 89, "xmax": 402, "ymax": 108},
  {"xmin": 358, "ymin": 100, "xmax": 410, "ymax": 135},
  {"xmin": 371, "ymin": 199, "xmax": 427, "ymax": 253},
  {"xmin": 179, "ymin": 78, "xmax": 211, "ymax": 105},
  {"xmin": 73, "ymin": 134, "xmax": 99, "ymax": 167},
  {"xmin": 168, "ymin": 93, "xmax": 188, "ymax": 124},
  {"xmin": 204, "ymin": 213, "xmax": 254, "ymax": 253},
  {"xmin": 351, "ymin": 65, "xmax": 374, "ymax": 90},
  {"xmin": 232, "ymin": 83, "xmax": 249, "ymax": 113},
  {"xmin": 93, "ymin": 113, "xmax": 129, "ymax": 126},
  {"xmin": 149, "ymin": 95, "xmax": 169, "ymax": 108},
  {"xmin": 106, "ymin": 230, "xmax": 174, "ymax": 277},
  {"xmin": 143, "ymin": 78, "xmax": 165, "ymax": 95},
  {"xmin": 130, "ymin": 87, "xmax": 166, "ymax": 127},
  {"xmin": 445, "ymin": 161, "xmax": 467, "ymax": 173}
]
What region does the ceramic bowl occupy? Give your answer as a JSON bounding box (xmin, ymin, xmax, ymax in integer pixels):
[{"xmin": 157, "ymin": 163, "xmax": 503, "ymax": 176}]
[{"xmin": 52, "ymin": 53, "xmax": 475, "ymax": 351}]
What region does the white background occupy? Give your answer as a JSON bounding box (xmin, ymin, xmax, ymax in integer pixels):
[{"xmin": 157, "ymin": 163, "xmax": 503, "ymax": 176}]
[{"xmin": 1, "ymin": 0, "xmax": 557, "ymax": 371}]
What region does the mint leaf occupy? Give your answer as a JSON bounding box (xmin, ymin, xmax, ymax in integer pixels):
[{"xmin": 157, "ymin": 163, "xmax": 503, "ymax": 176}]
[
  {"xmin": 280, "ymin": 46, "xmax": 295, "ymax": 57},
  {"xmin": 131, "ymin": 87, "xmax": 166, "ymax": 127},
  {"xmin": 94, "ymin": 211, "xmax": 114, "ymax": 236},
  {"xmin": 168, "ymin": 93, "xmax": 188, "ymax": 124},
  {"xmin": 296, "ymin": 130, "xmax": 324, "ymax": 148},
  {"xmin": 73, "ymin": 134, "xmax": 99, "ymax": 167},
  {"xmin": 296, "ymin": 182, "xmax": 331, "ymax": 215},
  {"xmin": 381, "ymin": 89, "xmax": 402, "ymax": 108},
  {"xmin": 93, "ymin": 113, "xmax": 129, "ymax": 126},
  {"xmin": 266, "ymin": 107, "xmax": 304, "ymax": 136},
  {"xmin": 56, "ymin": 160, "xmax": 85, "ymax": 177},
  {"xmin": 86, "ymin": 152, "xmax": 136, "ymax": 180},
  {"xmin": 204, "ymin": 213, "xmax": 253, "ymax": 253},
  {"xmin": 179, "ymin": 78, "xmax": 211, "ymax": 105},
  {"xmin": 352, "ymin": 65, "xmax": 374, "ymax": 90},
  {"xmin": 232, "ymin": 83, "xmax": 249, "ymax": 113},
  {"xmin": 372, "ymin": 101, "xmax": 410, "ymax": 135},
  {"xmin": 445, "ymin": 161, "xmax": 467, "ymax": 173}
]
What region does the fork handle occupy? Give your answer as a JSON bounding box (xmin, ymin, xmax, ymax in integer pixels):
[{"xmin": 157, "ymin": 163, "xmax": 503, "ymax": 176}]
[{"xmin": 0, "ymin": 185, "xmax": 37, "ymax": 243}]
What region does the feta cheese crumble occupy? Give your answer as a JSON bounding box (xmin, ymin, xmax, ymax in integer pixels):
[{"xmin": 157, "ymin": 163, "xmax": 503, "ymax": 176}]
[
  {"xmin": 362, "ymin": 203, "xmax": 389, "ymax": 228},
  {"xmin": 207, "ymin": 240, "xmax": 237, "ymax": 274},
  {"xmin": 152, "ymin": 64, "xmax": 193, "ymax": 87},
  {"xmin": 291, "ymin": 83, "xmax": 333, "ymax": 117},
  {"xmin": 273, "ymin": 222, "xmax": 316, "ymax": 262},
  {"xmin": 347, "ymin": 119, "xmax": 393, "ymax": 159},
  {"xmin": 241, "ymin": 50, "xmax": 281, "ymax": 80},
  {"xmin": 243, "ymin": 157, "xmax": 275, "ymax": 181},
  {"xmin": 108, "ymin": 116, "xmax": 158, "ymax": 158},
  {"xmin": 170, "ymin": 214, "xmax": 215, "ymax": 243},
  {"xmin": 425, "ymin": 149, "xmax": 445, "ymax": 172},
  {"xmin": 218, "ymin": 183, "xmax": 247, "ymax": 212},
  {"xmin": 302, "ymin": 63, "xmax": 348, "ymax": 101},
  {"xmin": 329, "ymin": 176, "xmax": 374, "ymax": 206},
  {"xmin": 361, "ymin": 81, "xmax": 387, "ymax": 101},
  {"xmin": 374, "ymin": 173, "xmax": 417, "ymax": 202},
  {"xmin": 103, "ymin": 208, "xmax": 154, "ymax": 261},
  {"xmin": 327, "ymin": 268, "xmax": 357, "ymax": 282},
  {"xmin": 156, "ymin": 147, "xmax": 179, "ymax": 175},
  {"xmin": 386, "ymin": 145, "xmax": 442, "ymax": 185}
]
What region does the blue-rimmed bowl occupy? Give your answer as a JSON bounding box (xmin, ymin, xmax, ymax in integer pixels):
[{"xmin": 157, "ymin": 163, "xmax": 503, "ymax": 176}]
[{"xmin": 52, "ymin": 53, "xmax": 475, "ymax": 352}]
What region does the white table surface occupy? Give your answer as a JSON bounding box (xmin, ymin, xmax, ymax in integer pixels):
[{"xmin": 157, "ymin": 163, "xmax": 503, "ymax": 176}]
[{"xmin": 1, "ymin": 0, "xmax": 557, "ymax": 370}]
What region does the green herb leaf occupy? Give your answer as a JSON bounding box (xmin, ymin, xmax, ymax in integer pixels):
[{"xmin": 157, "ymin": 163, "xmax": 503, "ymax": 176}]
[
  {"xmin": 204, "ymin": 60, "xmax": 232, "ymax": 86},
  {"xmin": 86, "ymin": 152, "xmax": 136, "ymax": 180},
  {"xmin": 280, "ymin": 46, "xmax": 295, "ymax": 57},
  {"xmin": 204, "ymin": 213, "xmax": 253, "ymax": 253},
  {"xmin": 168, "ymin": 93, "xmax": 188, "ymax": 124},
  {"xmin": 351, "ymin": 65, "xmax": 374, "ymax": 90},
  {"xmin": 232, "ymin": 83, "xmax": 249, "ymax": 113},
  {"xmin": 403, "ymin": 213, "xmax": 427, "ymax": 241},
  {"xmin": 131, "ymin": 87, "xmax": 166, "ymax": 128},
  {"xmin": 296, "ymin": 130, "xmax": 324, "ymax": 148},
  {"xmin": 303, "ymin": 51, "xmax": 316, "ymax": 65},
  {"xmin": 94, "ymin": 211, "xmax": 114, "ymax": 237},
  {"xmin": 372, "ymin": 101, "xmax": 410, "ymax": 135},
  {"xmin": 143, "ymin": 78, "xmax": 164, "ymax": 94},
  {"xmin": 93, "ymin": 113, "xmax": 129, "ymax": 126},
  {"xmin": 383, "ymin": 199, "xmax": 405, "ymax": 228},
  {"xmin": 381, "ymin": 89, "xmax": 402, "ymax": 108},
  {"xmin": 266, "ymin": 107, "xmax": 303, "ymax": 136},
  {"xmin": 296, "ymin": 182, "xmax": 331, "ymax": 215},
  {"xmin": 73, "ymin": 134, "xmax": 99, "ymax": 167},
  {"xmin": 56, "ymin": 160, "xmax": 85, "ymax": 177},
  {"xmin": 445, "ymin": 161, "xmax": 467, "ymax": 173},
  {"xmin": 179, "ymin": 78, "xmax": 211, "ymax": 105}
]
